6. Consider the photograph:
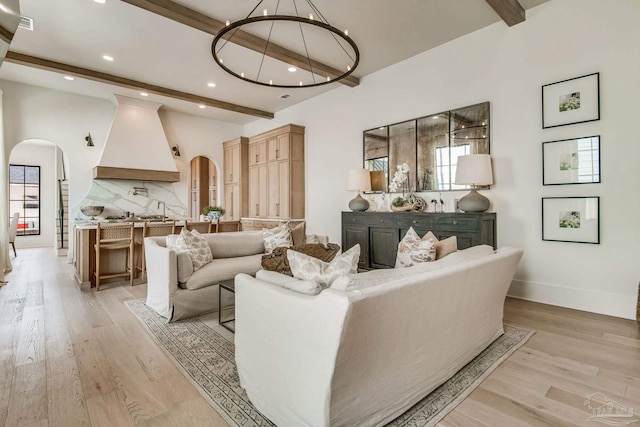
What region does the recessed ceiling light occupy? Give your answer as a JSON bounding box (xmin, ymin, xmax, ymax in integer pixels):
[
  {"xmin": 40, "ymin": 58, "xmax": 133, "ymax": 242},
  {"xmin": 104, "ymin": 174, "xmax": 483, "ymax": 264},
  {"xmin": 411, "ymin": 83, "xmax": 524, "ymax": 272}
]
[
  {"xmin": 64, "ymin": 76, "xmax": 74, "ymax": 81},
  {"xmin": 207, "ymin": 82, "xmax": 216, "ymax": 88},
  {"xmin": 198, "ymin": 105, "xmax": 206, "ymax": 109},
  {"xmin": 140, "ymin": 92, "xmax": 148, "ymax": 96},
  {"xmin": 288, "ymin": 67, "xmax": 296, "ymax": 72},
  {"xmin": 102, "ymin": 55, "xmax": 114, "ymax": 61},
  {"xmin": 94, "ymin": 0, "xmax": 106, "ymax": 3}
]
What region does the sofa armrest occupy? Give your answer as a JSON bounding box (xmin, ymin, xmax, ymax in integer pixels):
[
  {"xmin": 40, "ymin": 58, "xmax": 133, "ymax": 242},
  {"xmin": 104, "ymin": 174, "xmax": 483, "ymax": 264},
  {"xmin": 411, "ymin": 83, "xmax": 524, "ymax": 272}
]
[
  {"xmin": 234, "ymin": 273, "xmax": 349, "ymax": 427},
  {"xmin": 144, "ymin": 237, "xmax": 178, "ymax": 320}
]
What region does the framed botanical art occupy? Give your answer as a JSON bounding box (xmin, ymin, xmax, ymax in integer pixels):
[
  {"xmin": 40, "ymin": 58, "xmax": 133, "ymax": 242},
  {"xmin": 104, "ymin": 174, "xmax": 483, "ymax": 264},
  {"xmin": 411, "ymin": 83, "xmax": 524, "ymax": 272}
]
[
  {"xmin": 542, "ymin": 136, "xmax": 600, "ymax": 185},
  {"xmin": 542, "ymin": 72, "xmax": 600, "ymax": 128},
  {"xmin": 542, "ymin": 196, "xmax": 600, "ymax": 244}
]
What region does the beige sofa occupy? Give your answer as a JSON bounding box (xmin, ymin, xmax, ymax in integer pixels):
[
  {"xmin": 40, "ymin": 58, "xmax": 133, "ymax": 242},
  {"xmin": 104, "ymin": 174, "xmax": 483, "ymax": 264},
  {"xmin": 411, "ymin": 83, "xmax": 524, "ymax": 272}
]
[
  {"xmin": 234, "ymin": 245, "xmax": 523, "ymax": 427},
  {"xmin": 145, "ymin": 230, "xmax": 266, "ymax": 321}
]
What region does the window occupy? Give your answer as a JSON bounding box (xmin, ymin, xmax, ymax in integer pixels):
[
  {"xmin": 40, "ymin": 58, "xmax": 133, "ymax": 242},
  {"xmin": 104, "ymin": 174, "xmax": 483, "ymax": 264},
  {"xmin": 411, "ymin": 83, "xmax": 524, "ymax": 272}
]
[
  {"xmin": 9, "ymin": 164, "xmax": 40, "ymax": 236},
  {"xmin": 435, "ymin": 144, "xmax": 470, "ymax": 190}
]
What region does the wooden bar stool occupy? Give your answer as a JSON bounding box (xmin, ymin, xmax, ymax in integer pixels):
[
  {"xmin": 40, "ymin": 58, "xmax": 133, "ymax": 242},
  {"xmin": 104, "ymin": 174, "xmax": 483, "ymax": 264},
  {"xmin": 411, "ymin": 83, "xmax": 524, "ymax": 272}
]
[
  {"xmin": 184, "ymin": 220, "xmax": 213, "ymax": 234},
  {"xmin": 94, "ymin": 222, "xmax": 135, "ymax": 290},
  {"xmin": 135, "ymin": 220, "xmax": 176, "ymax": 282}
]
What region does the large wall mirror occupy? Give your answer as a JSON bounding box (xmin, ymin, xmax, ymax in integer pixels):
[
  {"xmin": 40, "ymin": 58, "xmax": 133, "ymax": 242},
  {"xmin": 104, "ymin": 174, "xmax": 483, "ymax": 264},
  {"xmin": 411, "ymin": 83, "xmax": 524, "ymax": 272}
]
[{"xmin": 363, "ymin": 101, "xmax": 490, "ymax": 192}]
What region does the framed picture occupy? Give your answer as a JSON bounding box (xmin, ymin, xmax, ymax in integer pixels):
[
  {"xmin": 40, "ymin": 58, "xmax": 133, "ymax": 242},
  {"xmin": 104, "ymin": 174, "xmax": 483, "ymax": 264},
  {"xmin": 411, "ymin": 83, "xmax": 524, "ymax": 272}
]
[
  {"xmin": 542, "ymin": 136, "xmax": 600, "ymax": 185},
  {"xmin": 542, "ymin": 197, "xmax": 600, "ymax": 244},
  {"xmin": 542, "ymin": 73, "xmax": 600, "ymax": 128}
]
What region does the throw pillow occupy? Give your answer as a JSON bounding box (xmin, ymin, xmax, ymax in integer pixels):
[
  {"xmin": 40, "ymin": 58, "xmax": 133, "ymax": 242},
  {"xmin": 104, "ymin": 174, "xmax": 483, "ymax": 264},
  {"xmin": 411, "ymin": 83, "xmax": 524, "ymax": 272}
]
[
  {"xmin": 290, "ymin": 221, "xmax": 306, "ymax": 248},
  {"xmin": 261, "ymin": 243, "xmax": 341, "ymax": 275},
  {"xmin": 263, "ymin": 223, "xmax": 293, "ymax": 254},
  {"xmin": 395, "ymin": 227, "xmax": 436, "ymax": 268},
  {"xmin": 175, "ymin": 228, "xmax": 213, "ymax": 271},
  {"xmin": 423, "ymin": 231, "xmax": 458, "ymax": 259},
  {"xmin": 287, "ymin": 244, "xmax": 360, "ymax": 287}
]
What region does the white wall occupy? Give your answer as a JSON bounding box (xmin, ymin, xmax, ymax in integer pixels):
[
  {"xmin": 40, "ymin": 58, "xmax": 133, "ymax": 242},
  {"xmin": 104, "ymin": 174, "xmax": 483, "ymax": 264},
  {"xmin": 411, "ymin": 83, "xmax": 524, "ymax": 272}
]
[
  {"xmin": 8, "ymin": 141, "xmax": 56, "ymax": 248},
  {"xmin": 244, "ymin": 0, "xmax": 640, "ymax": 320}
]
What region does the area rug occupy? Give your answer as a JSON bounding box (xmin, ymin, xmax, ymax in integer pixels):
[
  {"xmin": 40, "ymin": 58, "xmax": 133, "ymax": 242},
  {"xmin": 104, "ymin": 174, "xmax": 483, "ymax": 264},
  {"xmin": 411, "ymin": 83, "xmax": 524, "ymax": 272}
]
[{"xmin": 126, "ymin": 299, "xmax": 534, "ymax": 427}]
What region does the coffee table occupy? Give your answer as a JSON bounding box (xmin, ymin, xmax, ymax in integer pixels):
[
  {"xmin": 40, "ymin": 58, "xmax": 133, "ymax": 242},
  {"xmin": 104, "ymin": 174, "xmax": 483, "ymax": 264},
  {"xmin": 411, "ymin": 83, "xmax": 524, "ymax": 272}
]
[{"xmin": 218, "ymin": 280, "xmax": 236, "ymax": 332}]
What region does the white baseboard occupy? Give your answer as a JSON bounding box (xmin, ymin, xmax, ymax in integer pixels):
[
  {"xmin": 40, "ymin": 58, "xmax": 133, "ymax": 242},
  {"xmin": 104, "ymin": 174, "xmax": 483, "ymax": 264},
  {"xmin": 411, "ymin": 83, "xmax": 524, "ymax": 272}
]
[{"xmin": 508, "ymin": 279, "xmax": 636, "ymax": 321}]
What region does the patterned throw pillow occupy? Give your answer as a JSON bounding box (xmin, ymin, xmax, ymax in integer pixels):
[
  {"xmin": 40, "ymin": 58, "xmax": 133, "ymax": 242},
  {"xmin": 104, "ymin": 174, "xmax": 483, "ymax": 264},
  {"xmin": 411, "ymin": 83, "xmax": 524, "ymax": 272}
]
[
  {"xmin": 287, "ymin": 244, "xmax": 360, "ymax": 287},
  {"xmin": 263, "ymin": 223, "xmax": 293, "ymax": 254},
  {"xmin": 395, "ymin": 227, "xmax": 436, "ymax": 268},
  {"xmin": 175, "ymin": 228, "xmax": 213, "ymax": 271}
]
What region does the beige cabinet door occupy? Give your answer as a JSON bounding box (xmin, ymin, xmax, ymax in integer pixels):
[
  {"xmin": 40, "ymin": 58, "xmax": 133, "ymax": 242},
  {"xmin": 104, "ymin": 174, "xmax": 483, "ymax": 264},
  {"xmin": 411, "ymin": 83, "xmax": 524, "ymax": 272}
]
[
  {"xmin": 249, "ymin": 165, "xmax": 268, "ymax": 217},
  {"xmin": 249, "ymin": 140, "xmax": 268, "ymax": 167},
  {"xmin": 267, "ymin": 134, "xmax": 290, "ymax": 162},
  {"xmin": 224, "ymin": 144, "xmax": 239, "ymax": 184},
  {"xmin": 224, "ymin": 183, "xmax": 239, "ymax": 221},
  {"xmin": 268, "ymin": 161, "xmax": 290, "ymax": 219}
]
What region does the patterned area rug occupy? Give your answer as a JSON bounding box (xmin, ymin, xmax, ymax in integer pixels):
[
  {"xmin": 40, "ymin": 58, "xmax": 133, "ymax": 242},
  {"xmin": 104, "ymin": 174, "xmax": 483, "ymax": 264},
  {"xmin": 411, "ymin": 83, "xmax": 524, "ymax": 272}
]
[{"xmin": 126, "ymin": 299, "xmax": 534, "ymax": 427}]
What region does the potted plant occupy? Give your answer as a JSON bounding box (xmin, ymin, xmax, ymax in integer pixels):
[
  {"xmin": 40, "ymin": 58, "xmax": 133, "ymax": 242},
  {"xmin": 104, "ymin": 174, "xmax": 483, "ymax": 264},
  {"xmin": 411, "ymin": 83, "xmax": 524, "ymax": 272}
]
[{"xmin": 202, "ymin": 206, "xmax": 226, "ymax": 220}]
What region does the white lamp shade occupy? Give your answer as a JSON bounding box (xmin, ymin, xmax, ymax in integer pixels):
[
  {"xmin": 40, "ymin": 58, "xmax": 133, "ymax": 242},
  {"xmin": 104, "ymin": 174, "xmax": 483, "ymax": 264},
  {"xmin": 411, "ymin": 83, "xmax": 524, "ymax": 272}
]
[
  {"xmin": 346, "ymin": 168, "xmax": 372, "ymax": 191},
  {"xmin": 454, "ymin": 154, "xmax": 493, "ymax": 186}
]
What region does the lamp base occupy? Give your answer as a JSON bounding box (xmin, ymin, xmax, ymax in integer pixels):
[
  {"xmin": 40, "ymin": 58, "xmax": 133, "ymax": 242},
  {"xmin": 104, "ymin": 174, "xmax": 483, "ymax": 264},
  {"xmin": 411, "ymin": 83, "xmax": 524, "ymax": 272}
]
[
  {"xmin": 458, "ymin": 189, "xmax": 490, "ymax": 213},
  {"xmin": 349, "ymin": 193, "xmax": 370, "ymax": 211}
]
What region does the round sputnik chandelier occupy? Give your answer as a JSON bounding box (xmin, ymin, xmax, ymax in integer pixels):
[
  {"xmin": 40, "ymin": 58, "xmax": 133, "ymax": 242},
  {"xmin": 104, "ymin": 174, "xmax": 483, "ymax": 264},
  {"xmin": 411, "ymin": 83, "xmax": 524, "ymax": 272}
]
[{"xmin": 211, "ymin": 0, "xmax": 359, "ymax": 88}]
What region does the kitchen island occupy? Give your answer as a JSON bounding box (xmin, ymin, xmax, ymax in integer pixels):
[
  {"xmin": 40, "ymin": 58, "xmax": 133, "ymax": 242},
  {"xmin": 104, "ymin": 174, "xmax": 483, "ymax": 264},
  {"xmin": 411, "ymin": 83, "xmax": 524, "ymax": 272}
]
[{"xmin": 73, "ymin": 219, "xmax": 241, "ymax": 289}]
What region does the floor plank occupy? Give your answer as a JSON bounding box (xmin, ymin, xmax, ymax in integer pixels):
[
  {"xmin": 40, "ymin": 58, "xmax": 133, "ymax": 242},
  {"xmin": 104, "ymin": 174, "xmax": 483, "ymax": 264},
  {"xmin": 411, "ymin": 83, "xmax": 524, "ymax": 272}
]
[{"xmin": 1, "ymin": 248, "xmax": 639, "ymax": 427}]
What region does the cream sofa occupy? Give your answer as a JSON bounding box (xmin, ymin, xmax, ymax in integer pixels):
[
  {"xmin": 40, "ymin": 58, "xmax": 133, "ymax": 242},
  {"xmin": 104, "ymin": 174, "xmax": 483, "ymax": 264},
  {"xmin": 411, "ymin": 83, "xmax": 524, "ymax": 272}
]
[
  {"xmin": 145, "ymin": 230, "xmax": 266, "ymax": 321},
  {"xmin": 234, "ymin": 245, "xmax": 523, "ymax": 427}
]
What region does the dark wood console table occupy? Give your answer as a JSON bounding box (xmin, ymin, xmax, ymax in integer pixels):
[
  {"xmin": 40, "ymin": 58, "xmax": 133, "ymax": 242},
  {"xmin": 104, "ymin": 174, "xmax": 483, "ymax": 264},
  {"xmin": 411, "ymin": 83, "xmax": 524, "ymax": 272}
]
[{"xmin": 341, "ymin": 211, "xmax": 496, "ymax": 270}]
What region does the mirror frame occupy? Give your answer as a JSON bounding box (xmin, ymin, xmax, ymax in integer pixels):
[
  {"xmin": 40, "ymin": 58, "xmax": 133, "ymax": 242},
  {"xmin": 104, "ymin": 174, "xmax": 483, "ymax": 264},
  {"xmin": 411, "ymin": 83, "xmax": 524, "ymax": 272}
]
[{"xmin": 363, "ymin": 101, "xmax": 490, "ymax": 193}]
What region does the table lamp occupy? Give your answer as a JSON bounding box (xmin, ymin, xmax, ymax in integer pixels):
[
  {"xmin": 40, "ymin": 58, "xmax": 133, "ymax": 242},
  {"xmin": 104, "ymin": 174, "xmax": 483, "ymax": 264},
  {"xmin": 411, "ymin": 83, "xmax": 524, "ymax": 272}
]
[
  {"xmin": 347, "ymin": 168, "xmax": 372, "ymax": 211},
  {"xmin": 454, "ymin": 154, "xmax": 493, "ymax": 212}
]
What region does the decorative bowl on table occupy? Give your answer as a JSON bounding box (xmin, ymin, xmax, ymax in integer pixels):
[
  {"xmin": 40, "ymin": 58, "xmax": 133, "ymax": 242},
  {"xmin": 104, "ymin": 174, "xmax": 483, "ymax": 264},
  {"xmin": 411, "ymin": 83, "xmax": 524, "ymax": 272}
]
[{"xmin": 80, "ymin": 205, "xmax": 104, "ymax": 220}]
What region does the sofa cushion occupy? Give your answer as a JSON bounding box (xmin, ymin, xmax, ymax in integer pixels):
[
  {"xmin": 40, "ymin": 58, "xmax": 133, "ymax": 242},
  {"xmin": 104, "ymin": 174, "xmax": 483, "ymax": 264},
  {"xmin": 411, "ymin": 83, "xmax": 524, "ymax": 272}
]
[
  {"xmin": 287, "ymin": 244, "xmax": 359, "ymax": 287},
  {"xmin": 175, "ymin": 229, "xmax": 212, "ymax": 271},
  {"xmin": 263, "ymin": 223, "xmax": 293, "ymax": 254},
  {"xmin": 332, "ymin": 244, "xmax": 495, "ymax": 291},
  {"xmin": 395, "ymin": 227, "xmax": 436, "ymax": 268},
  {"xmin": 205, "ymin": 230, "xmax": 265, "ymax": 259},
  {"xmin": 424, "ymin": 232, "xmax": 458, "ymax": 259},
  {"xmin": 256, "ymin": 270, "xmax": 322, "ymax": 295},
  {"xmin": 261, "ymin": 243, "xmax": 341, "ymax": 275},
  {"xmin": 180, "ymin": 254, "xmax": 263, "ymax": 290}
]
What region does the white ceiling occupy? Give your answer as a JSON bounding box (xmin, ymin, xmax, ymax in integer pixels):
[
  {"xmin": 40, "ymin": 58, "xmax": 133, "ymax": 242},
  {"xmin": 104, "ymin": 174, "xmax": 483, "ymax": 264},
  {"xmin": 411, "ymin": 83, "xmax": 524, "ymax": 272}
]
[{"xmin": 0, "ymin": 0, "xmax": 549, "ymax": 125}]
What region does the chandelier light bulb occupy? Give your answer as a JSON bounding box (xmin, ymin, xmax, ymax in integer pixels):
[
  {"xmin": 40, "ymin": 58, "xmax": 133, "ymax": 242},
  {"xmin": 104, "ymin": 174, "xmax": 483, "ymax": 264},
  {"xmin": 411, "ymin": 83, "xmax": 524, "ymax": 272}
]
[
  {"xmin": 347, "ymin": 65, "xmax": 351, "ymax": 71},
  {"xmin": 308, "ymin": 13, "xmax": 313, "ymax": 20},
  {"xmin": 225, "ymin": 20, "xmax": 230, "ymax": 26},
  {"xmin": 263, "ymin": 9, "xmax": 267, "ymax": 16},
  {"xmin": 344, "ymin": 29, "xmax": 349, "ymax": 36},
  {"xmin": 241, "ymin": 72, "xmax": 245, "ymax": 78},
  {"xmin": 299, "ymin": 81, "xmax": 303, "ymax": 86},
  {"xmin": 269, "ymin": 80, "xmax": 273, "ymax": 85},
  {"xmin": 327, "ymin": 76, "xmax": 330, "ymax": 81}
]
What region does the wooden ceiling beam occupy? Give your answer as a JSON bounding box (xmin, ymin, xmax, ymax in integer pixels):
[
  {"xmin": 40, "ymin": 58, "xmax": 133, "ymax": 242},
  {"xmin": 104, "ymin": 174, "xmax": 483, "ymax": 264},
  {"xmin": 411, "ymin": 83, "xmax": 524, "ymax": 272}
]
[
  {"xmin": 4, "ymin": 51, "xmax": 274, "ymax": 119},
  {"xmin": 485, "ymin": 0, "xmax": 525, "ymax": 27},
  {"xmin": 121, "ymin": 0, "xmax": 360, "ymax": 87}
]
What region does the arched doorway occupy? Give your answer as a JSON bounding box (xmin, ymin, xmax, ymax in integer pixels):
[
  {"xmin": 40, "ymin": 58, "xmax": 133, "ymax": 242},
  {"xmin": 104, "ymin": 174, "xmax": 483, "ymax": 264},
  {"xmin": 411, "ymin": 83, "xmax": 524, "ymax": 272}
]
[
  {"xmin": 8, "ymin": 139, "xmax": 70, "ymax": 255},
  {"xmin": 188, "ymin": 156, "xmax": 219, "ymax": 219}
]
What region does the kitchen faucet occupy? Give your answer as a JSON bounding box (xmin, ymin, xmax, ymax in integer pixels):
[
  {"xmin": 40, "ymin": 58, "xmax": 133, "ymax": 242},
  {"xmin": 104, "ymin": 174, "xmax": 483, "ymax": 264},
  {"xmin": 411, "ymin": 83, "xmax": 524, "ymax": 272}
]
[{"xmin": 157, "ymin": 201, "xmax": 166, "ymax": 221}]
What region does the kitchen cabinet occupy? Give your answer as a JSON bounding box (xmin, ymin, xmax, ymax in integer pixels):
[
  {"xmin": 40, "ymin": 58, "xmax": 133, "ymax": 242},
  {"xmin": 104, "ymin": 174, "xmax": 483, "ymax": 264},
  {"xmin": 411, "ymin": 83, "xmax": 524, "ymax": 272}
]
[
  {"xmin": 247, "ymin": 124, "xmax": 305, "ymax": 220},
  {"xmin": 223, "ymin": 137, "xmax": 248, "ymax": 221},
  {"xmin": 342, "ymin": 211, "xmax": 496, "ymax": 270}
]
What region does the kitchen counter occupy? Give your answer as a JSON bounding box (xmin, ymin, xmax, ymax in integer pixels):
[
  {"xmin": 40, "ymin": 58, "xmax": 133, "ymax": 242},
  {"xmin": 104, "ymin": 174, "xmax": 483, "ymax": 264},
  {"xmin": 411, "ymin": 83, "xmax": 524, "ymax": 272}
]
[{"xmin": 73, "ymin": 219, "xmax": 187, "ymax": 230}]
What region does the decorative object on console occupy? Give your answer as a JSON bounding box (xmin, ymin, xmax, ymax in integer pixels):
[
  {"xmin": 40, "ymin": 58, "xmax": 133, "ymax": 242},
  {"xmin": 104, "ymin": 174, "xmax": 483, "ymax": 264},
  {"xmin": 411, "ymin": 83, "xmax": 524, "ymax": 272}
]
[
  {"xmin": 212, "ymin": 0, "xmax": 359, "ymax": 88},
  {"xmin": 542, "ymin": 72, "xmax": 600, "ymax": 129},
  {"xmin": 203, "ymin": 206, "xmax": 226, "ymax": 221},
  {"xmin": 454, "ymin": 154, "xmax": 493, "ymax": 213},
  {"xmin": 542, "ymin": 196, "xmax": 600, "ymax": 244},
  {"xmin": 346, "ymin": 168, "xmax": 372, "ymax": 211},
  {"xmin": 395, "ymin": 227, "xmax": 436, "ymax": 268},
  {"xmin": 389, "ymin": 163, "xmax": 414, "ymax": 211},
  {"xmin": 543, "ymin": 136, "xmax": 600, "ymax": 185},
  {"xmin": 405, "ymin": 193, "xmax": 426, "ymax": 211},
  {"xmin": 80, "ymin": 205, "xmax": 104, "ymax": 220}
]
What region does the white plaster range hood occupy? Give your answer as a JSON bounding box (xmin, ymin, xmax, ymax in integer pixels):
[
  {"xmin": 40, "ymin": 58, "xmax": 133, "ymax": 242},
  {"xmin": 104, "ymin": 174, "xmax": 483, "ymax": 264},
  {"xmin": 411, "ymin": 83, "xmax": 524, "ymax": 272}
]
[{"xmin": 94, "ymin": 95, "xmax": 179, "ymax": 182}]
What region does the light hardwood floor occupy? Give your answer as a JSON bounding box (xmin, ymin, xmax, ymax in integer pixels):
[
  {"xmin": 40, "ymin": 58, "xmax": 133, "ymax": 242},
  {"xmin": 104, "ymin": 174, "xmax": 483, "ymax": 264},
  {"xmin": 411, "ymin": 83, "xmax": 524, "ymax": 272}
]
[{"xmin": 1, "ymin": 248, "xmax": 638, "ymax": 426}]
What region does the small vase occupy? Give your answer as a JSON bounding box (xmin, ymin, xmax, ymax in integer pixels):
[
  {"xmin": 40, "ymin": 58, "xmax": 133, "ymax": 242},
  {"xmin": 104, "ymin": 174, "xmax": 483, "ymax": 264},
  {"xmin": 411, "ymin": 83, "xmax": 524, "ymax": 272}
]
[{"xmin": 390, "ymin": 204, "xmax": 414, "ymax": 212}]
